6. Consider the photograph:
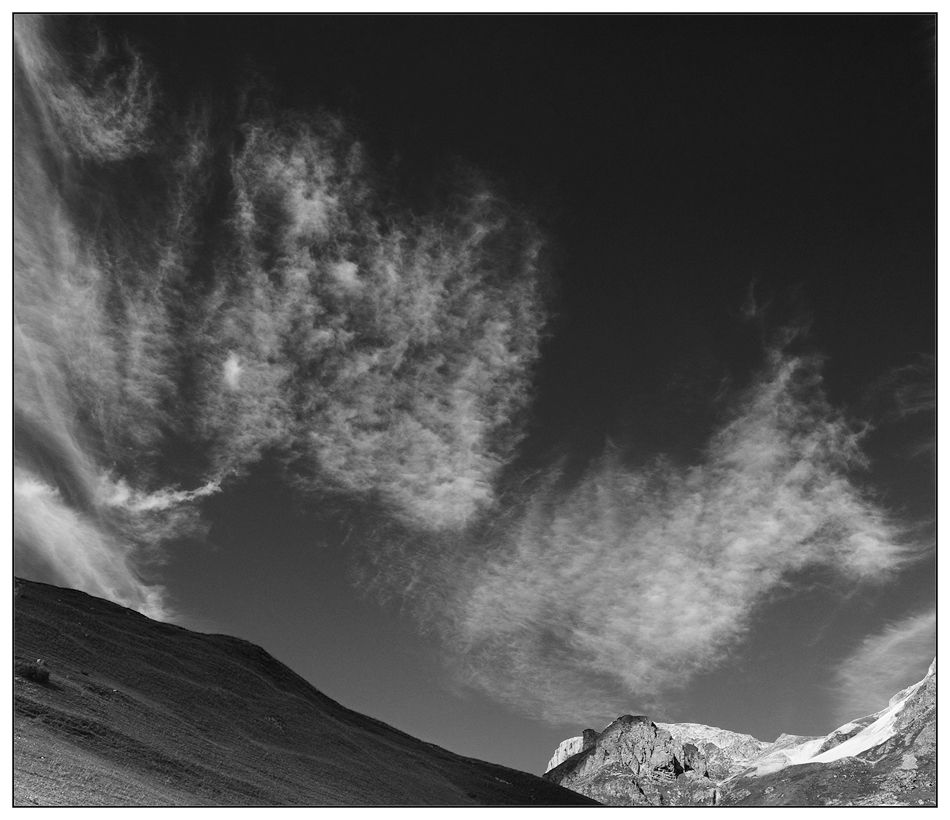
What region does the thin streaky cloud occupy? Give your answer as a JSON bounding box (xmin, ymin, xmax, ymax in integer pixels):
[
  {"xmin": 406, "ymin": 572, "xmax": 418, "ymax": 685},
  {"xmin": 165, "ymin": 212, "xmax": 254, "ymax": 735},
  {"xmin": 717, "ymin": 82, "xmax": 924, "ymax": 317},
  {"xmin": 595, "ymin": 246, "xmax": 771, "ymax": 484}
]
[{"xmin": 832, "ymin": 607, "xmax": 936, "ymax": 724}]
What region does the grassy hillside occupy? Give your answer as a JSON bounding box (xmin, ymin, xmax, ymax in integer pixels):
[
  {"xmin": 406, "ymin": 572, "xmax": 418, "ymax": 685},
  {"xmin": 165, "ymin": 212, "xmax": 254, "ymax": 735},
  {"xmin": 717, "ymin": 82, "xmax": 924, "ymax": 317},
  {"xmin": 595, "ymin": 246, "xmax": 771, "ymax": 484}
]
[{"xmin": 13, "ymin": 578, "xmax": 598, "ymax": 807}]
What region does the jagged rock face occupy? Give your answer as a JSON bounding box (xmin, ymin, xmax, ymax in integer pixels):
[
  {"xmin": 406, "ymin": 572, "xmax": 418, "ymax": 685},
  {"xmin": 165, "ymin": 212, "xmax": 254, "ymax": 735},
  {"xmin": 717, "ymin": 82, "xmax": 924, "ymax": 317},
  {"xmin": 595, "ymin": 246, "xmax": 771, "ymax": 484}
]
[
  {"xmin": 542, "ymin": 716, "xmax": 719, "ymax": 806},
  {"xmin": 657, "ymin": 722, "xmax": 768, "ymax": 781},
  {"xmin": 544, "ymin": 719, "xmax": 768, "ymax": 792}
]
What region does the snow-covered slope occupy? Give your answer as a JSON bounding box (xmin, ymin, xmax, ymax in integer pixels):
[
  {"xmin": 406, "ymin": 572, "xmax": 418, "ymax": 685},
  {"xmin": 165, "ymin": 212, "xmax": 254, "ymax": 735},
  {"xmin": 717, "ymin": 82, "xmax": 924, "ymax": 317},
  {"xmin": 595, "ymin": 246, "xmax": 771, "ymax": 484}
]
[
  {"xmin": 717, "ymin": 659, "xmax": 936, "ymax": 806},
  {"xmin": 744, "ymin": 736, "xmax": 828, "ymax": 775},
  {"xmin": 741, "ymin": 658, "xmax": 936, "ymax": 777}
]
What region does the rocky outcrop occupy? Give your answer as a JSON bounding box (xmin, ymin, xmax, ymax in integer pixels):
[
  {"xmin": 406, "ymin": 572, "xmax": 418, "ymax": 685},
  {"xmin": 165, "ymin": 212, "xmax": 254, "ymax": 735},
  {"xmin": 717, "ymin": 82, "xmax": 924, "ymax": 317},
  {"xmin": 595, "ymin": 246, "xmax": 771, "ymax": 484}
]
[
  {"xmin": 656, "ymin": 722, "xmax": 768, "ymax": 781},
  {"xmin": 545, "ymin": 729, "xmax": 599, "ymax": 772},
  {"xmin": 542, "ymin": 715, "xmax": 721, "ymax": 806}
]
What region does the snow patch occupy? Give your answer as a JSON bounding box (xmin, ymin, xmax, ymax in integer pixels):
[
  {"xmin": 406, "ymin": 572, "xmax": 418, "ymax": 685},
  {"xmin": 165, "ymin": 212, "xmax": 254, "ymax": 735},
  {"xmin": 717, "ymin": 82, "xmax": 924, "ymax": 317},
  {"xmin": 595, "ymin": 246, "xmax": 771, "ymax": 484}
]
[{"xmin": 751, "ymin": 737, "xmax": 827, "ymax": 775}]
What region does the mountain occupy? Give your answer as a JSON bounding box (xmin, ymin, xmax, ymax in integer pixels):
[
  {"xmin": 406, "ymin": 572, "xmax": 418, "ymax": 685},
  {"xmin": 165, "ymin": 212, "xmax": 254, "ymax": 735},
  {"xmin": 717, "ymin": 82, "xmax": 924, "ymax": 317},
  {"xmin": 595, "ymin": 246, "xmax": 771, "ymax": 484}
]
[
  {"xmin": 12, "ymin": 578, "xmax": 597, "ymax": 807},
  {"xmin": 719, "ymin": 658, "xmax": 936, "ymax": 806},
  {"xmin": 542, "ymin": 715, "xmax": 766, "ymax": 806},
  {"xmin": 544, "ymin": 660, "xmax": 936, "ymax": 807},
  {"xmin": 656, "ymin": 722, "xmax": 770, "ymax": 782}
]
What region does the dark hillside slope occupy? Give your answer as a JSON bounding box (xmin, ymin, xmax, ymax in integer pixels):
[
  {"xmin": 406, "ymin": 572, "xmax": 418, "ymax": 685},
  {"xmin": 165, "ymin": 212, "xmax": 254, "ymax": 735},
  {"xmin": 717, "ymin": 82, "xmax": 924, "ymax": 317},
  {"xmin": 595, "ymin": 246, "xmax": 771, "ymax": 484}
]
[{"xmin": 13, "ymin": 578, "xmax": 598, "ymax": 807}]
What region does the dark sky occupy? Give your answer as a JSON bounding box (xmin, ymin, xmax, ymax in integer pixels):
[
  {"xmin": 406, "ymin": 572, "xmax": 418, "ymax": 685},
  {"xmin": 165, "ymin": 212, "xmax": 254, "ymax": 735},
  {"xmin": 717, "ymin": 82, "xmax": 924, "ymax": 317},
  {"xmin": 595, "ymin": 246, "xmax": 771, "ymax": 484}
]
[{"xmin": 14, "ymin": 14, "xmax": 935, "ymax": 776}]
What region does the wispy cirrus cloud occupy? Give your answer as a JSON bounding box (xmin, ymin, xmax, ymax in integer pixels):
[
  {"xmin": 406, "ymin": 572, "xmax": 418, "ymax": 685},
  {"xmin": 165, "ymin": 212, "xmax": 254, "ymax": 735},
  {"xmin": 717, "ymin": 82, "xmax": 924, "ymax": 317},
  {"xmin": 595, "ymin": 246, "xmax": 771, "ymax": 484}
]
[
  {"xmin": 832, "ymin": 607, "xmax": 936, "ymax": 723},
  {"xmin": 430, "ymin": 346, "xmax": 920, "ymax": 724},
  {"xmin": 861, "ymin": 353, "xmax": 936, "ymax": 462},
  {"xmin": 15, "ymin": 14, "xmax": 155, "ymax": 162},
  {"xmin": 14, "ymin": 469, "xmax": 170, "ymax": 619},
  {"xmin": 14, "ymin": 17, "xmax": 547, "ymax": 617}
]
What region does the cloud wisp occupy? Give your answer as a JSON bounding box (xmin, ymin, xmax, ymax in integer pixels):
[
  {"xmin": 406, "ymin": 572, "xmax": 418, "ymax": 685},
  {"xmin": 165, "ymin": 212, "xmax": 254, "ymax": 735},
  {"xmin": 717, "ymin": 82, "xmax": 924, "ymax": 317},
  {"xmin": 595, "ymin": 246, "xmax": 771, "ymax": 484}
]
[
  {"xmin": 431, "ymin": 347, "xmax": 919, "ymax": 724},
  {"xmin": 864, "ymin": 353, "xmax": 936, "ymax": 461},
  {"xmin": 831, "ymin": 607, "xmax": 936, "ymax": 724},
  {"xmin": 14, "ymin": 17, "xmax": 546, "ymax": 617}
]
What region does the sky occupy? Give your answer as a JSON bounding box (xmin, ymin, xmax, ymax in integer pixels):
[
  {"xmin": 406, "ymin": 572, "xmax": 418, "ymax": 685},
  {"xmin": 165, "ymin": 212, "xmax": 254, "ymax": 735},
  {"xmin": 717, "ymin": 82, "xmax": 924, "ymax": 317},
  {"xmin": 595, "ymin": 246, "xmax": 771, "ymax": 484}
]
[{"xmin": 12, "ymin": 14, "xmax": 936, "ymax": 776}]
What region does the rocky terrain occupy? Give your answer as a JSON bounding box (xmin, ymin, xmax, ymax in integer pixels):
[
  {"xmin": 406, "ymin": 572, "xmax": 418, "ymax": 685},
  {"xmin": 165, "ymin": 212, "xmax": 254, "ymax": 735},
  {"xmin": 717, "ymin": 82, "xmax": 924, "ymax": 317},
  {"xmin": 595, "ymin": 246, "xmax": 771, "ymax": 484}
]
[
  {"xmin": 13, "ymin": 578, "xmax": 597, "ymax": 807},
  {"xmin": 543, "ymin": 715, "xmax": 766, "ymax": 805},
  {"xmin": 544, "ymin": 659, "xmax": 936, "ymax": 807},
  {"xmin": 656, "ymin": 722, "xmax": 770, "ymax": 782}
]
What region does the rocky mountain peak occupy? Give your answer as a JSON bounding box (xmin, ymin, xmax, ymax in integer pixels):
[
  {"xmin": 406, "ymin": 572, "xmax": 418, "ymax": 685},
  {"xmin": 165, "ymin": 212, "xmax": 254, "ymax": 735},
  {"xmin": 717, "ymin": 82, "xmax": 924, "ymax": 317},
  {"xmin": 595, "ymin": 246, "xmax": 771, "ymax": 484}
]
[{"xmin": 543, "ymin": 714, "xmax": 722, "ymax": 806}]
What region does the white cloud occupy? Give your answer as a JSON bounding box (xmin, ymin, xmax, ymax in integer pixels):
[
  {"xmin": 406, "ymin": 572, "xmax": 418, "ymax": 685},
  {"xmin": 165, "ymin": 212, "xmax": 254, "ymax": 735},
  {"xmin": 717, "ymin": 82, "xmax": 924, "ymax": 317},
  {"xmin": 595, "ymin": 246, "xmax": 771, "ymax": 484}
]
[
  {"xmin": 215, "ymin": 119, "xmax": 546, "ymax": 528},
  {"xmin": 330, "ymin": 260, "xmax": 361, "ymax": 290},
  {"xmin": 99, "ymin": 476, "xmax": 221, "ymax": 513},
  {"xmin": 14, "ymin": 469, "xmax": 169, "ymax": 620},
  {"xmin": 435, "ymin": 348, "xmax": 919, "ymax": 724}
]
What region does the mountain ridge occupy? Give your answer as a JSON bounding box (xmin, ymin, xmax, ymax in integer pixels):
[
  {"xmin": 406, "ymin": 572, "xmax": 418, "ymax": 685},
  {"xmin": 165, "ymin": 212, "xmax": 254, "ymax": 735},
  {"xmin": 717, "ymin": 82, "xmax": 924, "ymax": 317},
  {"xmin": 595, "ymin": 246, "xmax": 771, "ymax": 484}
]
[
  {"xmin": 543, "ymin": 660, "xmax": 936, "ymax": 806},
  {"xmin": 13, "ymin": 578, "xmax": 597, "ymax": 806}
]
